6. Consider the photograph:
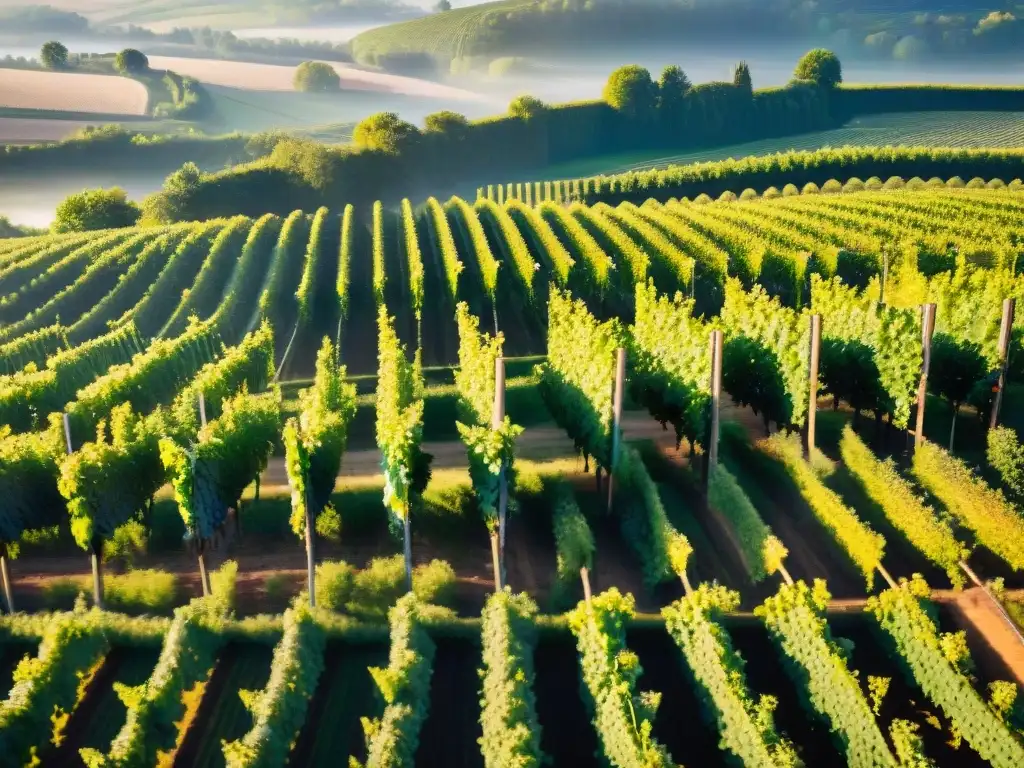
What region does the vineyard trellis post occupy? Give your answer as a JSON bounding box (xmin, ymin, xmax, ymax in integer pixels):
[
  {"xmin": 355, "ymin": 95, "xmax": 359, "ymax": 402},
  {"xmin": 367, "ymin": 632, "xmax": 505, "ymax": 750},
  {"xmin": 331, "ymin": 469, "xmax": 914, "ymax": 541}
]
[
  {"xmin": 196, "ymin": 393, "xmax": 212, "ymax": 598},
  {"xmin": 492, "ymin": 356, "xmax": 507, "ymax": 592},
  {"xmin": 805, "ymin": 314, "xmax": 822, "ymax": 458},
  {"xmin": 0, "ymin": 544, "xmax": 13, "ymax": 614},
  {"xmin": 703, "ymin": 329, "xmax": 724, "ymax": 491},
  {"xmin": 990, "ymin": 298, "xmax": 1016, "ymax": 429},
  {"xmin": 914, "ymin": 303, "xmax": 937, "ymax": 449},
  {"xmin": 305, "ymin": 477, "xmax": 316, "ymax": 608},
  {"xmin": 66, "ymin": 413, "xmax": 103, "ymax": 609},
  {"xmin": 607, "ymin": 348, "xmax": 626, "ymax": 514},
  {"xmin": 879, "ymin": 249, "xmax": 890, "ymax": 307}
]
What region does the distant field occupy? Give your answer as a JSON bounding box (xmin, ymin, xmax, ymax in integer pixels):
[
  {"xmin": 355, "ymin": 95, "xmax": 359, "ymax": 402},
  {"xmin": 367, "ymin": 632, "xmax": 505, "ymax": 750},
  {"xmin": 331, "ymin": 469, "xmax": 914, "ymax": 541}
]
[
  {"xmin": 0, "ymin": 117, "xmax": 113, "ymax": 144},
  {"xmin": 350, "ymin": 0, "xmax": 534, "ymax": 63},
  {"xmin": 0, "ymin": 70, "xmax": 148, "ymax": 116},
  {"xmin": 539, "ymin": 110, "xmax": 1024, "ymax": 180},
  {"xmin": 146, "ymin": 56, "xmax": 486, "ymax": 102}
]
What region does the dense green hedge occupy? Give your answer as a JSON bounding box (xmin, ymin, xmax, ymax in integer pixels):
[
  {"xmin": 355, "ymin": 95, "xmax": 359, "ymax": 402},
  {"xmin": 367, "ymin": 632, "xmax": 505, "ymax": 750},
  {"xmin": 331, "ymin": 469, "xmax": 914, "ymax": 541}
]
[{"xmin": 834, "ymin": 85, "xmax": 1024, "ymax": 119}]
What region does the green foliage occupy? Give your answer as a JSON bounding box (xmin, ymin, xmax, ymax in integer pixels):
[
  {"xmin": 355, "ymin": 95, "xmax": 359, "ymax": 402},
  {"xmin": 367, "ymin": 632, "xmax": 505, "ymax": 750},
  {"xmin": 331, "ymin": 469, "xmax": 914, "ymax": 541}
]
[
  {"xmin": 355, "ymin": 594, "xmax": 436, "ymax": 768},
  {"xmin": 762, "ymin": 434, "xmax": 884, "ymax": 588},
  {"xmin": 707, "ymin": 465, "xmax": 788, "ymax": 582},
  {"xmin": 0, "ymin": 608, "xmax": 107, "ymax": 765},
  {"xmin": 617, "ymin": 446, "xmax": 690, "ymax": 587},
  {"xmin": 733, "ymin": 61, "xmax": 753, "ymax": 95},
  {"xmin": 867, "ymin": 577, "xmax": 1024, "ymax": 768},
  {"xmin": 928, "ymin": 334, "xmax": 992, "ymax": 434},
  {"xmin": 663, "ymin": 584, "xmax": 798, "ymax": 767},
  {"xmin": 375, "ymin": 307, "xmax": 430, "ymax": 529},
  {"xmin": 508, "ymin": 94, "xmax": 546, "ymax": 120},
  {"xmin": 568, "ymin": 588, "xmax": 674, "ymax": 768},
  {"xmin": 284, "ymin": 337, "xmax": 357, "ymax": 539},
  {"xmin": 794, "ymin": 48, "xmax": 842, "ymax": 87},
  {"xmin": 987, "ymin": 426, "xmax": 1024, "ymax": 503},
  {"xmin": 628, "ymin": 281, "xmax": 711, "ymax": 449},
  {"xmin": 296, "ymin": 207, "xmax": 331, "ymax": 327},
  {"xmin": 313, "ymin": 555, "xmax": 457, "ymax": 620},
  {"xmin": 537, "ymin": 288, "xmax": 624, "ymax": 470},
  {"xmin": 841, "ymin": 427, "xmax": 967, "ymax": 586},
  {"xmin": 889, "ymin": 720, "xmax": 935, "ymax": 768},
  {"xmin": 913, "ymin": 440, "xmax": 1024, "ymax": 571},
  {"xmin": 294, "ymin": 60, "xmax": 341, "ymax": 92},
  {"xmin": 353, "ymin": 112, "xmax": 420, "ymax": 154},
  {"xmin": 40, "ymin": 40, "xmax": 68, "ymax": 69},
  {"xmin": 53, "ymin": 188, "xmax": 141, "ymax": 233},
  {"xmin": 756, "ymin": 580, "xmax": 896, "ymax": 767},
  {"xmin": 603, "ymin": 65, "xmax": 658, "ymax": 120},
  {"xmin": 810, "ymin": 275, "xmax": 921, "ymax": 428},
  {"xmin": 479, "ymin": 590, "xmax": 544, "ymax": 768},
  {"xmin": 114, "ymin": 49, "xmax": 148, "ymax": 74},
  {"xmin": 721, "ymin": 280, "xmax": 809, "ymax": 428},
  {"xmin": 161, "ymin": 388, "xmax": 281, "ymax": 544},
  {"xmin": 104, "ymin": 569, "xmax": 178, "ymax": 614},
  {"xmin": 81, "ymin": 593, "xmax": 231, "ymax": 767},
  {"xmin": 426, "ymin": 197, "xmax": 463, "ymax": 301},
  {"xmin": 550, "ymin": 482, "xmax": 594, "ymax": 609},
  {"xmin": 59, "ymin": 403, "xmax": 164, "ymax": 551},
  {"xmin": 0, "ymin": 427, "xmax": 66, "ymax": 547},
  {"xmin": 223, "ymin": 606, "xmax": 326, "ymax": 767}
]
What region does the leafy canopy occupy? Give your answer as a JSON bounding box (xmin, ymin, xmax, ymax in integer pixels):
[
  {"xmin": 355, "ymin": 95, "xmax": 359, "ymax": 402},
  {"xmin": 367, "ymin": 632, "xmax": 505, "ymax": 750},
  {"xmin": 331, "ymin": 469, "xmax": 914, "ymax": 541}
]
[{"xmin": 53, "ymin": 187, "xmax": 141, "ymax": 233}]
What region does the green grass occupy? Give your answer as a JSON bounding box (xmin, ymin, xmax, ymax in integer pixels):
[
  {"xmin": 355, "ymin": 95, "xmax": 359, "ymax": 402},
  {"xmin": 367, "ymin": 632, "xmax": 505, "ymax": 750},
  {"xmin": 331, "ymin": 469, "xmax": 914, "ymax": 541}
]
[
  {"xmin": 288, "ymin": 642, "xmax": 389, "ymax": 766},
  {"xmin": 538, "ymin": 111, "xmax": 1024, "ymax": 181},
  {"xmin": 58, "ymin": 646, "xmax": 162, "ymax": 756},
  {"xmin": 185, "ymin": 643, "xmax": 274, "ymax": 768}
]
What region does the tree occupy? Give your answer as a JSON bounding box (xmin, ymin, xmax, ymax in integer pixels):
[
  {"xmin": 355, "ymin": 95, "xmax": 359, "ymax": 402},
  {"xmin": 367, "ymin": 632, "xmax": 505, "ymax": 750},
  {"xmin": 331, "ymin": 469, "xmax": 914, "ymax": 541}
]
[
  {"xmin": 722, "ymin": 336, "xmax": 791, "ymax": 435},
  {"xmin": 114, "ymin": 48, "xmax": 148, "ymax": 74},
  {"xmin": 353, "ymin": 111, "xmax": 420, "ymax": 154},
  {"xmin": 658, "ymin": 65, "xmax": 690, "ymax": 136},
  {"xmin": 508, "ymin": 94, "xmax": 546, "ymax": 120},
  {"xmin": 436, "ymin": 0, "xmax": 452, "ymax": 9},
  {"xmin": 733, "ymin": 60, "xmax": 753, "ymax": 95},
  {"xmin": 140, "ymin": 161, "xmax": 202, "ymax": 223},
  {"xmin": 284, "ymin": 338, "xmax": 357, "ymax": 607},
  {"xmin": 928, "ymin": 334, "xmax": 991, "ymax": 450},
  {"xmin": 793, "ymin": 48, "xmax": 842, "ymax": 88},
  {"xmin": 294, "ymin": 60, "xmax": 340, "ymax": 92},
  {"xmin": 40, "ymin": 40, "xmax": 68, "ymax": 70},
  {"xmin": 424, "ymin": 110, "xmax": 469, "ymax": 136},
  {"xmin": 52, "ymin": 187, "xmax": 141, "ymax": 233},
  {"xmin": 603, "ymin": 64, "xmax": 658, "ymax": 120}
]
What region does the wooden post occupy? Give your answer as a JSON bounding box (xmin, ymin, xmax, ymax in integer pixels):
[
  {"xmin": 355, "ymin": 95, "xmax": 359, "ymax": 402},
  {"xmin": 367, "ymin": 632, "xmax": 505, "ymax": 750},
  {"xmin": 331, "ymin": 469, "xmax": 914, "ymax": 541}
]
[
  {"xmin": 403, "ymin": 512, "xmax": 413, "ymax": 593},
  {"xmin": 703, "ymin": 330, "xmax": 724, "ymax": 490},
  {"xmin": 580, "ymin": 566, "xmax": 592, "ymax": 605},
  {"xmin": 879, "ymin": 250, "xmax": 889, "ymax": 307},
  {"xmin": 197, "ymin": 543, "xmax": 211, "ymax": 597},
  {"xmin": 990, "ymin": 298, "xmax": 1016, "ymax": 429},
  {"xmin": 492, "ymin": 357, "xmax": 508, "ymax": 590},
  {"xmin": 914, "ymin": 304, "xmax": 937, "ymax": 448},
  {"xmin": 607, "ymin": 348, "xmax": 627, "ymax": 513},
  {"xmin": 305, "ymin": 478, "xmax": 316, "ymax": 607},
  {"xmin": 199, "ymin": 392, "xmax": 207, "ymax": 428},
  {"xmin": 806, "ymin": 314, "xmax": 822, "ymax": 458},
  {"xmin": 62, "ymin": 412, "xmax": 73, "ymax": 454},
  {"xmin": 0, "ymin": 544, "xmax": 13, "ymax": 614},
  {"xmin": 91, "ymin": 539, "xmax": 104, "ymax": 610}
]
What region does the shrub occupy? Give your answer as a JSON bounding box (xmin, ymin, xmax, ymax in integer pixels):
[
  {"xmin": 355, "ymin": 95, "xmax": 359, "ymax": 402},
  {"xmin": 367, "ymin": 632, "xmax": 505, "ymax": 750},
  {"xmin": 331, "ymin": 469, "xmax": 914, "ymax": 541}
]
[
  {"xmin": 114, "ymin": 48, "xmax": 148, "ymax": 74},
  {"xmin": 987, "ymin": 178, "xmax": 1006, "ymax": 189},
  {"xmin": 508, "ymin": 94, "xmax": 546, "ymax": 120},
  {"xmin": 842, "ymin": 178, "xmax": 864, "ymax": 193},
  {"xmin": 718, "ymin": 190, "xmax": 737, "ymax": 202},
  {"xmin": 822, "ymin": 178, "xmax": 842, "ymax": 194},
  {"xmin": 987, "ymin": 426, "xmax": 1024, "ymax": 503},
  {"xmin": 315, "ymin": 560, "xmax": 356, "ymax": 610},
  {"xmin": 883, "ymin": 176, "xmax": 905, "ymax": 189},
  {"xmin": 40, "ymin": 40, "xmax": 68, "ymax": 69},
  {"xmin": 793, "ymin": 48, "xmax": 842, "ymax": 87},
  {"xmin": 294, "ymin": 61, "xmax": 340, "ymax": 92},
  {"xmin": 353, "ymin": 112, "xmax": 419, "ymax": 153},
  {"xmin": 966, "ymin": 177, "xmax": 987, "ymax": 189},
  {"xmin": 603, "ymin": 65, "xmax": 658, "ymax": 120},
  {"xmin": 906, "ymin": 177, "xmax": 926, "ymax": 189},
  {"xmin": 104, "ymin": 519, "xmax": 147, "ymax": 567},
  {"xmin": 551, "ymin": 483, "xmax": 595, "ymax": 609},
  {"xmin": 1009, "ymin": 179, "xmax": 1023, "ymax": 190},
  {"xmin": 412, "ymin": 559, "xmax": 457, "ymax": 607},
  {"xmin": 52, "ymin": 187, "xmax": 141, "ymax": 233},
  {"xmin": 105, "ymin": 569, "xmax": 178, "ymax": 614},
  {"xmin": 762, "ymin": 186, "xmax": 781, "ymax": 199},
  {"xmin": 739, "ymin": 188, "xmax": 758, "ymax": 200},
  {"xmin": 802, "ymin": 182, "xmax": 820, "ymax": 195},
  {"xmin": 782, "ymin": 183, "xmax": 799, "ymax": 196},
  {"xmin": 946, "ymin": 176, "xmax": 966, "ymax": 188},
  {"xmin": 865, "ymin": 176, "xmax": 883, "ymax": 190},
  {"xmin": 926, "ymin": 177, "xmax": 945, "ymax": 188},
  {"xmin": 693, "ymin": 193, "xmax": 712, "ymax": 204}
]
